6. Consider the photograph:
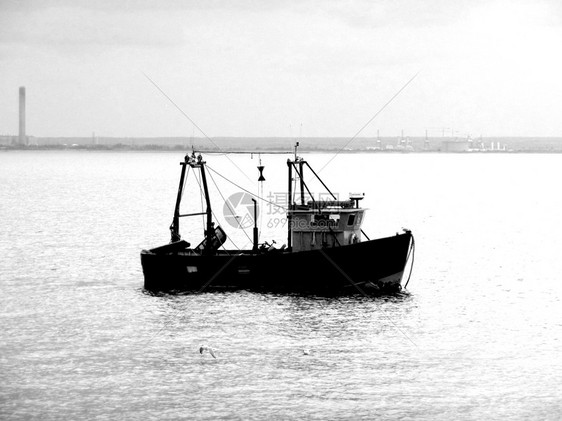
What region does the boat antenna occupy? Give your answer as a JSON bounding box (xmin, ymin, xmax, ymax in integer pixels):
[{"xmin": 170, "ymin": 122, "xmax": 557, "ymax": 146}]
[
  {"xmin": 256, "ymin": 153, "xmax": 265, "ymax": 243},
  {"xmin": 190, "ymin": 125, "xmax": 194, "ymax": 150}
]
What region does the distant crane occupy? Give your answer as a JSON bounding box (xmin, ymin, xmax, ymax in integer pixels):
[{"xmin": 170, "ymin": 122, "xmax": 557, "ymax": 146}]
[{"xmin": 426, "ymin": 127, "xmax": 451, "ymax": 138}]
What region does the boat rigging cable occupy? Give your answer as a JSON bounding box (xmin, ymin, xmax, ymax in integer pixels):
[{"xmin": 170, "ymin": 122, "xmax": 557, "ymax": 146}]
[
  {"xmin": 195, "ymin": 170, "xmax": 206, "ymax": 236},
  {"xmin": 142, "ymin": 72, "xmax": 253, "ymax": 184},
  {"xmin": 206, "ymin": 165, "xmax": 288, "ymax": 212},
  {"xmin": 191, "ymin": 167, "xmax": 240, "ymax": 252},
  {"xmin": 197, "ymin": 151, "xmax": 293, "ymax": 155},
  {"xmin": 206, "ymin": 168, "xmax": 253, "ymax": 248},
  {"xmin": 315, "ymin": 71, "xmax": 419, "ymax": 176},
  {"xmin": 180, "ymin": 165, "xmax": 191, "ymax": 200},
  {"xmin": 146, "ymin": 72, "xmax": 416, "ymax": 288},
  {"xmin": 145, "ymin": 70, "xmax": 416, "ymax": 239}
]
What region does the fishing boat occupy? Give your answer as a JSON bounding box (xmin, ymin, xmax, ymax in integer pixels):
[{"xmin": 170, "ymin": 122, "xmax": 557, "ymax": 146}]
[{"xmin": 141, "ymin": 146, "xmax": 414, "ymax": 294}]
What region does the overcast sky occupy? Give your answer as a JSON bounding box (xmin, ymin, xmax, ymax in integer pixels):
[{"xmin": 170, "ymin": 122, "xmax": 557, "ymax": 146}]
[{"xmin": 1, "ymin": 0, "xmax": 561, "ymax": 138}]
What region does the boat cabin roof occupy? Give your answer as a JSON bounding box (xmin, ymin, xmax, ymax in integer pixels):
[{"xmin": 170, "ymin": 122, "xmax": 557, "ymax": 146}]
[
  {"xmin": 290, "ymin": 199, "xmax": 367, "ymax": 215},
  {"xmin": 289, "ymin": 207, "xmax": 367, "ymax": 215}
]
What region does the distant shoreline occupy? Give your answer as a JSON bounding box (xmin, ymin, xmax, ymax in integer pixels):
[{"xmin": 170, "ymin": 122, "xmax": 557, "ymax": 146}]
[
  {"xmin": 2, "ymin": 144, "xmax": 562, "ymax": 154},
  {"xmin": 2, "ymin": 135, "xmax": 562, "ymax": 153}
]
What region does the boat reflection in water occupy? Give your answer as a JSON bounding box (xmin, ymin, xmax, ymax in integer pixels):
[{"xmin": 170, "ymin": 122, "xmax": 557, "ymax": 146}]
[{"xmin": 141, "ymin": 146, "xmax": 414, "ymax": 295}]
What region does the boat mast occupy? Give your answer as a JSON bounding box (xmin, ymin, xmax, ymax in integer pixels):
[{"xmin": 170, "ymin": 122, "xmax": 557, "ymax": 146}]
[
  {"xmin": 287, "ymin": 158, "xmax": 293, "ymax": 251},
  {"xmin": 170, "ymin": 156, "xmax": 188, "ymax": 243},
  {"xmin": 198, "ymin": 156, "xmax": 214, "ymax": 254},
  {"xmin": 298, "ymin": 161, "xmax": 305, "ymax": 205},
  {"xmin": 252, "ymin": 198, "xmax": 258, "ymax": 252}
]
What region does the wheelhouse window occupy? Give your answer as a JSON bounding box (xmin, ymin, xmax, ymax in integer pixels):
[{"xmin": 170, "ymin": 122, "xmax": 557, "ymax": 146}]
[
  {"xmin": 312, "ymin": 214, "xmax": 339, "ymax": 227},
  {"xmin": 347, "ymin": 213, "xmax": 356, "ymax": 226}
]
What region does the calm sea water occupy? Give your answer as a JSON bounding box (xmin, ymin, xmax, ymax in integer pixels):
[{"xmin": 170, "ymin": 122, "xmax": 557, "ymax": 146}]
[{"xmin": 1, "ymin": 150, "xmax": 561, "ymax": 420}]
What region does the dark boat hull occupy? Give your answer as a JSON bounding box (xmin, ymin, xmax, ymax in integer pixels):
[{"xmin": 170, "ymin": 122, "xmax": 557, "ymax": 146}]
[{"xmin": 141, "ymin": 232, "xmax": 413, "ymax": 294}]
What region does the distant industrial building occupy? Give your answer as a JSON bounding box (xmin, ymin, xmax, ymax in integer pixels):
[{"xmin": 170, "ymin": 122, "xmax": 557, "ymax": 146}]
[
  {"xmin": 441, "ymin": 139, "xmax": 469, "ymax": 152},
  {"xmin": 19, "ymin": 86, "xmax": 27, "ymax": 145},
  {"xmin": 1, "ymin": 87, "xmax": 29, "ymax": 146}
]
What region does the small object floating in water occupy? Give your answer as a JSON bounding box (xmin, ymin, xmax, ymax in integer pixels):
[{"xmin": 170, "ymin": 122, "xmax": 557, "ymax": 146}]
[
  {"xmin": 303, "ymin": 349, "xmax": 310, "ymax": 356},
  {"xmin": 199, "ymin": 345, "xmax": 216, "ymax": 359}
]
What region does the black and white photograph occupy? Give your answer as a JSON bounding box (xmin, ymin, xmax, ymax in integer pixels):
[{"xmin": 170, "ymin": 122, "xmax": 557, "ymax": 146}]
[{"xmin": 1, "ymin": 0, "xmax": 561, "ymax": 419}]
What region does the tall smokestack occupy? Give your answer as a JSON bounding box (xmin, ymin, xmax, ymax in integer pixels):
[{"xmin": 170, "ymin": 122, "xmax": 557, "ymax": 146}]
[{"xmin": 19, "ymin": 86, "xmax": 26, "ymax": 145}]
